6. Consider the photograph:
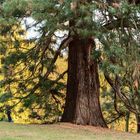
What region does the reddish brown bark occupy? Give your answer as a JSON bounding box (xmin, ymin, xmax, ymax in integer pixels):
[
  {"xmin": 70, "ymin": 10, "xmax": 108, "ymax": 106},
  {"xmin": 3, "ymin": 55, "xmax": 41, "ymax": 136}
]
[{"xmin": 62, "ymin": 37, "xmax": 107, "ymax": 127}]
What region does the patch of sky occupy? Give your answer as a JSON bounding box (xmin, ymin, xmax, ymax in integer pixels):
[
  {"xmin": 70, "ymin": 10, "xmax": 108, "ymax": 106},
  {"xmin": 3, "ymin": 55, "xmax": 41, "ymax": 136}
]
[{"xmin": 21, "ymin": 17, "xmax": 42, "ymax": 39}]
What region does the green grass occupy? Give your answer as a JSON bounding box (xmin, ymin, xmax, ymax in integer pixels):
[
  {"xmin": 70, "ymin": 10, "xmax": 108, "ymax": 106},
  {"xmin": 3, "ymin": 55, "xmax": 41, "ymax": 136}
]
[{"xmin": 0, "ymin": 122, "xmax": 139, "ymax": 140}]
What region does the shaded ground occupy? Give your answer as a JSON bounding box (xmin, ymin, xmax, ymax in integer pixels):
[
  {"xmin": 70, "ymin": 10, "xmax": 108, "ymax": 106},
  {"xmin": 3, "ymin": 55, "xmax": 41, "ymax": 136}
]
[{"xmin": 0, "ymin": 122, "xmax": 139, "ymax": 140}]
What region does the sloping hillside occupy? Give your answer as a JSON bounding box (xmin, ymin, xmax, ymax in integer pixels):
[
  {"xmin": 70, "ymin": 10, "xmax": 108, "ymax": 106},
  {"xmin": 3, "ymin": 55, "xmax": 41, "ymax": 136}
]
[{"xmin": 0, "ymin": 122, "xmax": 139, "ymax": 140}]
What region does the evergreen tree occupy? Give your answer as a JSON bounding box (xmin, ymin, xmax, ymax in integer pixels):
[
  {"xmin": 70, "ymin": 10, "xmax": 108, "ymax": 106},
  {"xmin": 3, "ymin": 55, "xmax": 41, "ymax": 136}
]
[{"xmin": 0, "ymin": 0, "xmax": 139, "ymax": 129}]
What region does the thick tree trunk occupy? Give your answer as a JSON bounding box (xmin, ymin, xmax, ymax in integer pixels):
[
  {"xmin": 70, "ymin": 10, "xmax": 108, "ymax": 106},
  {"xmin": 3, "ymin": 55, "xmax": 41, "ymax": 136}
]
[{"xmin": 62, "ymin": 38, "xmax": 107, "ymax": 127}]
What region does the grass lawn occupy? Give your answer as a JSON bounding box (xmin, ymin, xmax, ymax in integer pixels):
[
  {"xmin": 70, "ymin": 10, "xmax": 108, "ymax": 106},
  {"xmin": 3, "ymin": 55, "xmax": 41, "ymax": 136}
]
[{"xmin": 0, "ymin": 122, "xmax": 139, "ymax": 140}]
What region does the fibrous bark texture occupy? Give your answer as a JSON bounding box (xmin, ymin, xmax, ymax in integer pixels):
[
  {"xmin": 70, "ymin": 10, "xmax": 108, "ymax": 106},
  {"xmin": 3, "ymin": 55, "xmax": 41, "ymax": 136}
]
[{"xmin": 62, "ymin": 38, "xmax": 107, "ymax": 127}]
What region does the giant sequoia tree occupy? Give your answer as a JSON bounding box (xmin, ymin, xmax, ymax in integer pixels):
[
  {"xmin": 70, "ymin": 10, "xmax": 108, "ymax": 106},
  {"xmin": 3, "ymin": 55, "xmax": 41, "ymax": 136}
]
[
  {"xmin": 0, "ymin": 0, "xmax": 140, "ymax": 128},
  {"xmin": 61, "ymin": 1, "xmax": 106, "ymax": 126}
]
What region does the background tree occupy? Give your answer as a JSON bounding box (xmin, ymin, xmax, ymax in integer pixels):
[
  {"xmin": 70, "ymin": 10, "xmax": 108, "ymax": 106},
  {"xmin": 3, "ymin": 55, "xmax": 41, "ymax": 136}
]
[{"xmin": 99, "ymin": 1, "xmax": 140, "ymax": 132}]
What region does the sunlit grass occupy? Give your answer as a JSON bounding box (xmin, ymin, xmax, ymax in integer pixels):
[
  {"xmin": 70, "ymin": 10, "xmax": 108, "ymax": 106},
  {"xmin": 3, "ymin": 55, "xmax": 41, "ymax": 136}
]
[{"xmin": 0, "ymin": 122, "xmax": 140, "ymax": 140}]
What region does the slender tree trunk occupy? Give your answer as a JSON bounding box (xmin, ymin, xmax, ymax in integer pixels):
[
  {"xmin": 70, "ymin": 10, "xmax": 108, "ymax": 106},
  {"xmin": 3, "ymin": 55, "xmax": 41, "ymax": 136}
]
[
  {"xmin": 6, "ymin": 105, "xmax": 12, "ymax": 122},
  {"xmin": 62, "ymin": 37, "xmax": 107, "ymax": 127},
  {"xmin": 125, "ymin": 111, "xmax": 130, "ymax": 132},
  {"xmin": 136, "ymin": 115, "xmax": 140, "ymax": 133}
]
